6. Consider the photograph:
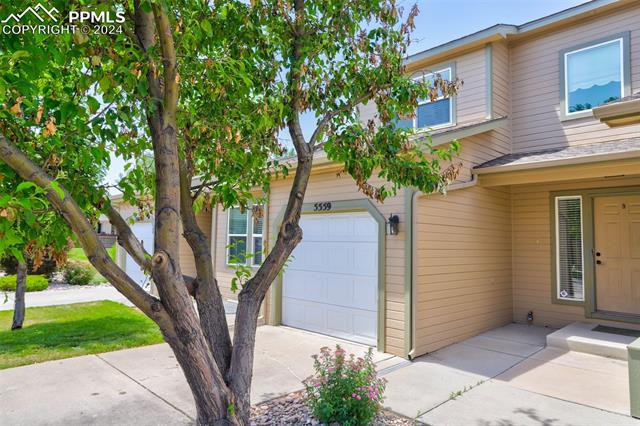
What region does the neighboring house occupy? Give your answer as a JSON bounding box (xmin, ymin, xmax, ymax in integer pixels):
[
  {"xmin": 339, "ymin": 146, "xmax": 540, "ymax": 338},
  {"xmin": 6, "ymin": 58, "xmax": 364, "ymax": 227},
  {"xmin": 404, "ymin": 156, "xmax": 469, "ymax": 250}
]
[{"xmin": 113, "ymin": 0, "xmax": 640, "ymax": 359}]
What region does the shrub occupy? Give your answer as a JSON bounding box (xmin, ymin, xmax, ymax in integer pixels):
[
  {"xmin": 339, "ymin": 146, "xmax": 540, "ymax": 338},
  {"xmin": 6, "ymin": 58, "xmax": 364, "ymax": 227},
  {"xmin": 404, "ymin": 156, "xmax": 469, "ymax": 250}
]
[
  {"xmin": 304, "ymin": 345, "xmax": 386, "ymax": 426},
  {"xmin": 0, "ymin": 275, "xmax": 49, "ymax": 292},
  {"xmin": 63, "ymin": 260, "xmax": 96, "ymax": 286}
]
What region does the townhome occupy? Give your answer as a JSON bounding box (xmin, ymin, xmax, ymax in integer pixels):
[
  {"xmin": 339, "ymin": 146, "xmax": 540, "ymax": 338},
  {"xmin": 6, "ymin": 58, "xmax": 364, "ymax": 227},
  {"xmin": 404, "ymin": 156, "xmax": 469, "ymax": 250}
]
[{"xmin": 114, "ymin": 0, "xmax": 640, "ymax": 359}]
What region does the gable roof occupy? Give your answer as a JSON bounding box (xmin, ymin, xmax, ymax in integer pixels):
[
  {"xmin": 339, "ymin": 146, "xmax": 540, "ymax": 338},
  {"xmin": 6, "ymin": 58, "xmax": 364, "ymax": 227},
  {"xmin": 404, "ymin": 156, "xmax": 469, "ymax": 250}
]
[{"xmin": 406, "ymin": 0, "xmax": 631, "ymax": 69}]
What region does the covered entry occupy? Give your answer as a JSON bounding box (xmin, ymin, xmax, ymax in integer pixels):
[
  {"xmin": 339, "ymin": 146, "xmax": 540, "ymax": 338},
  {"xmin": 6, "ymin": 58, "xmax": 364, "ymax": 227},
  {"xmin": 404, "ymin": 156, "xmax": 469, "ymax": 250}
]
[{"xmin": 282, "ymin": 211, "xmax": 379, "ymax": 345}]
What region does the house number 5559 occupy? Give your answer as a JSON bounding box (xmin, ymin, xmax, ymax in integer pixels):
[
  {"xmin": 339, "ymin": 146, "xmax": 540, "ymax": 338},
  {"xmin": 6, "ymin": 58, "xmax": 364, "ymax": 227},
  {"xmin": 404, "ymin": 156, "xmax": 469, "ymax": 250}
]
[{"xmin": 313, "ymin": 202, "xmax": 332, "ymax": 211}]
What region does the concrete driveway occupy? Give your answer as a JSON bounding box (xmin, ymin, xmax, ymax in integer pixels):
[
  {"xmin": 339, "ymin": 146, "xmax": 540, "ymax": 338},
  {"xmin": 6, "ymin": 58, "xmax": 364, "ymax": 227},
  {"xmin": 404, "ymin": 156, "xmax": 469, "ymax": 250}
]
[
  {"xmin": 0, "ymin": 325, "xmax": 399, "ymax": 425},
  {"xmin": 1, "ymin": 323, "xmax": 638, "ymax": 425}
]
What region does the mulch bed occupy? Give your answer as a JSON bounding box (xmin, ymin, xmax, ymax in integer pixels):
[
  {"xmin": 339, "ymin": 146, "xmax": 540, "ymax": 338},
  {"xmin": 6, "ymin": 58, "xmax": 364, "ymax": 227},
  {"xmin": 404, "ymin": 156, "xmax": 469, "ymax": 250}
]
[{"xmin": 251, "ymin": 390, "xmax": 419, "ymax": 425}]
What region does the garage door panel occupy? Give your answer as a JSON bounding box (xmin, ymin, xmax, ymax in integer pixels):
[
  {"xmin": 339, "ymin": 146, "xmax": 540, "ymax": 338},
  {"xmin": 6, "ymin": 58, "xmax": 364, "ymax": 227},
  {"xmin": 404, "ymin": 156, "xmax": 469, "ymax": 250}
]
[
  {"xmin": 325, "ymin": 275, "xmax": 353, "ymax": 306},
  {"xmin": 283, "ymin": 212, "xmax": 378, "ymax": 345},
  {"xmin": 327, "ymin": 245, "xmax": 353, "ymax": 274},
  {"xmin": 125, "ymin": 221, "xmax": 153, "ymax": 286},
  {"xmin": 353, "ymin": 311, "xmax": 377, "ymax": 341},
  {"xmin": 353, "ymin": 276, "xmax": 377, "ymax": 311}
]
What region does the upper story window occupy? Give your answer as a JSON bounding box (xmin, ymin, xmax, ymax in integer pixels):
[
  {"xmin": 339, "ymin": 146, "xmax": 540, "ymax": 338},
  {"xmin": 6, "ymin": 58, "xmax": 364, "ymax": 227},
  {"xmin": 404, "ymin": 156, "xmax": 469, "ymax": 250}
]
[
  {"xmin": 396, "ymin": 67, "xmax": 454, "ymax": 130},
  {"xmin": 563, "ymin": 35, "xmax": 628, "ymax": 117}
]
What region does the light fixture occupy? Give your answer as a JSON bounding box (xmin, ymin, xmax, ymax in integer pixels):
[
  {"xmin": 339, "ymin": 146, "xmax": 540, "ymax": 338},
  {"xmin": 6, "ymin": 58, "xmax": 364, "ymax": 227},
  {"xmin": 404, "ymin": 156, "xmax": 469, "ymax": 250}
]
[{"xmin": 386, "ymin": 214, "xmax": 399, "ymax": 236}]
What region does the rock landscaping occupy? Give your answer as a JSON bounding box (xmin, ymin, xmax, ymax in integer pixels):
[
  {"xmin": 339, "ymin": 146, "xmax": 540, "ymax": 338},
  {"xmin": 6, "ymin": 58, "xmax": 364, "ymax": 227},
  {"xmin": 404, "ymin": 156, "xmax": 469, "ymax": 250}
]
[{"xmin": 251, "ymin": 391, "xmax": 418, "ymax": 425}]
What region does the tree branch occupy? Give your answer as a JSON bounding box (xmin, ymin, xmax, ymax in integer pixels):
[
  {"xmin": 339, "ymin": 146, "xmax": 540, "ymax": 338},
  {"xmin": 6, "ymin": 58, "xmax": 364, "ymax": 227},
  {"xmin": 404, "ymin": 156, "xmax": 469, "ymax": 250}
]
[
  {"xmin": 105, "ymin": 205, "xmax": 152, "ymax": 272},
  {"xmin": 179, "ymin": 159, "xmax": 232, "ymax": 376},
  {"xmin": 0, "ymin": 134, "xmax": 172, "ymax": 330}
]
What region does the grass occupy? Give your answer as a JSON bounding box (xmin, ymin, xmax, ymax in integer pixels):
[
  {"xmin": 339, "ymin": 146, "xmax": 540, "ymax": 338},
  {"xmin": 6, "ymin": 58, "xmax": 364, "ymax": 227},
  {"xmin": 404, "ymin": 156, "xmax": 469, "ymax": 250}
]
[
  {"xmin": 68, "ymin": 246, "xmax": 117, "ymax": 262},
  {"xmin": 0, "ymin": 300, "xmax": 164, "ymax": 369}
]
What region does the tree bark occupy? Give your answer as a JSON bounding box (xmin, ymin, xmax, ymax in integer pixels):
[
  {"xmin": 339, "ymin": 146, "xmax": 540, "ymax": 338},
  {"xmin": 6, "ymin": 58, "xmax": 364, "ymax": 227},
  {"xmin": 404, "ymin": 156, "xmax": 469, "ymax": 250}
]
[{"xmin": 11, "ymin": 259, "xmax": 27, "ymax": 330}]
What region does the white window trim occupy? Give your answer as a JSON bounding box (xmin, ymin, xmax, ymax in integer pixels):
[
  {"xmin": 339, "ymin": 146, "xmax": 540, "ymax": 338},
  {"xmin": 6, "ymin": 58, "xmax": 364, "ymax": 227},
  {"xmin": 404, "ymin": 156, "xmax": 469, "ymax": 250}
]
[
  {"xmin": 226, "ymin": 207, "xmax": 250, "ymax": 266},
  {"xmin": 407, "ymin": 67, "xmax": 454, "ymax": 130},
  {"xmin": 563, "ymin": 38, "xmax": 624, "ymax": 117},
  {"xmin": 555, "ymin": 195, "xmax": 585, "ymax": 302},
  {"xmin": 226, "ymin": 206, "xmax": 264, "ymax": 267},
  {"xmin": 251, "ymin": 216, "xmax": 263, "ymax": 267}
]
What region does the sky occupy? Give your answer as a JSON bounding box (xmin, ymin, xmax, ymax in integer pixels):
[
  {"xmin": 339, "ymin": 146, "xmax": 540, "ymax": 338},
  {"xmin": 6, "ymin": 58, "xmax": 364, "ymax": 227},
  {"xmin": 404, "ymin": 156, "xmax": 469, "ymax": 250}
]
[{"xmin": 105, "ymin": 0, "xmax": 588, "ymax": 187}]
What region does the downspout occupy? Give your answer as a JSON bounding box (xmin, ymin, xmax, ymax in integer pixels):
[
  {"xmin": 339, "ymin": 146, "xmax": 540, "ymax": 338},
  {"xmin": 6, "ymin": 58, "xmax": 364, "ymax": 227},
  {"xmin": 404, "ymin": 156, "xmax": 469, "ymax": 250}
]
[{"xmin": 407, "ymin": 173, "xmax": 478, "ymax": 359}]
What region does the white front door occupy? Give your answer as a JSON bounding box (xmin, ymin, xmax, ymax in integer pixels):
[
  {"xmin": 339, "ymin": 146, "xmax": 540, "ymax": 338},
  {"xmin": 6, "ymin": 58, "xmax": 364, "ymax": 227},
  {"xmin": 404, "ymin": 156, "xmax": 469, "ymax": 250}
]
[
  {"xmin": 124, "ymin": 221, "xmax": 154, "ymax": 286},
  {"xmin": 282, "ymin": 211, "xmax": 379, "ymax": 345}
]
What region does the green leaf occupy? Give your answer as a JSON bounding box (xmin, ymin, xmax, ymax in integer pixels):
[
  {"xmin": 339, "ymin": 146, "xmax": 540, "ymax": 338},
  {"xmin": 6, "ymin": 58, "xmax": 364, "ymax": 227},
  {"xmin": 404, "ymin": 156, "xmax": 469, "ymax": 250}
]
[
  {"xmin": 87, "ymin": 96, "xmax": 100, "ymax": 114},
  {"xmin": 16, "ymin": 181, "xmax": 36, "ymax": 192},
  {"xmin": 201, "ymin": 20, "xmax": 212, "ymax": 36},
  {"xmin": 48, "ymin": 181, "xmax": 65, "ymax": 200}
]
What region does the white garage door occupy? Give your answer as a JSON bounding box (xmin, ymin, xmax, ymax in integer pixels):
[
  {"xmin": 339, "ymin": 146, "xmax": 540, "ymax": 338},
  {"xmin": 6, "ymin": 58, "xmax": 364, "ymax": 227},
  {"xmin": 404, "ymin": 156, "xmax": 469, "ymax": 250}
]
[
  {"xmin": 124, "ymin": 221, "xmax": 154, "ymax": 286},
  {"xmin": 283, "ymin": 212, "xmax": 378, "ymax": 345}
]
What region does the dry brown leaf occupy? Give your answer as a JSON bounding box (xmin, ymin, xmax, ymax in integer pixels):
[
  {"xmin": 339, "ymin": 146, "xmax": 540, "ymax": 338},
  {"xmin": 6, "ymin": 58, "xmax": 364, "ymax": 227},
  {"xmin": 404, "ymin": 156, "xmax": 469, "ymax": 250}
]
[
  {"xmin": 43, "ymin": 117, "xmax": 57, "ymax": 137},
  {"xmin": 35, "ymin": 103, "xmax": 44, "ymax": 124}
]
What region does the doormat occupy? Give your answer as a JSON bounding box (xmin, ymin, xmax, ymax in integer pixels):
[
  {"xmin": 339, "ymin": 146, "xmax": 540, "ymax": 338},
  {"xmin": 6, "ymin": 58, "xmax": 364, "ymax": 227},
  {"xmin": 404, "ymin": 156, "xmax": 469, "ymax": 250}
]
[{"xmin": 593, "ymin": 325, "xmax": 640, "ymax": 338}]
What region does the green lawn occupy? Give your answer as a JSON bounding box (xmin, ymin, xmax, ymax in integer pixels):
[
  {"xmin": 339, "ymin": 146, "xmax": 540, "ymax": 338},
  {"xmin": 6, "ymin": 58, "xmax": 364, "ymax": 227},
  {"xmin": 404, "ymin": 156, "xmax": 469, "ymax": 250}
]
[
  {"xmin": 0, "ymin": 301, "xmax": 164, "ymax": 369},
  {"xmin": 68, "ymin": 246, "xmax": 116, "ymax": 262}
]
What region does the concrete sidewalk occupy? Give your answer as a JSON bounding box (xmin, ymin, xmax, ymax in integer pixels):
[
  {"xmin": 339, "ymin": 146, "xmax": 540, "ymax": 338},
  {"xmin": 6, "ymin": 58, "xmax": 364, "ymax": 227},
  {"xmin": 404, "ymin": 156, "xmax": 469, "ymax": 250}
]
[
  {"xmin": 1, "ymin": 323, "xmax": 637, "ymax": 425},
  {"xmin": 0, "ymin": 285, "xmax": 133, "ymax": 311},
  {"xmin": 0, "ymin": 326, "xmax": 399, "ymax": 425},
  {"xmin": 386, "ymin": 323, "xmax": 639, "ymax": 425}
]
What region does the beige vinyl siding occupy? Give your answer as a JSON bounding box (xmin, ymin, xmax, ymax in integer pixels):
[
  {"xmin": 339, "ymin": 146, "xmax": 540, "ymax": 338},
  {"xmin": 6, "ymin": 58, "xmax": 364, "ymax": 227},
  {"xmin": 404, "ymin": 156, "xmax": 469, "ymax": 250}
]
[
  {"xmin": 357, "ymin": 47, "xmax": 488, "ymax": 128},
  {"xmin": 267, "ymin": 168, "xmax": 407, "ymax": 356},
  {"xmin": 512, "ymin": 175, "xmax": 640, "ymax": 329},
  {"xmin": 510, "ymin": 5, "xmax": 640, "ymax": 153},
  {"xmin": 453, "ymin": 48, "xmax": 488, "ymax": 125},
  {"xmin": 415, "ymin": 185, "xmax": 512, "ymax": 355},
  {"xmin": 179, "ymin": 206, "xmax": 213, "ymax": 278},
  {"xmin": 413, "ymin": 132, "xmax": 513, "ymax": 355},
  {"xmin": 492, "ymin": 40, "xmax": 510, "ymax": 120}
]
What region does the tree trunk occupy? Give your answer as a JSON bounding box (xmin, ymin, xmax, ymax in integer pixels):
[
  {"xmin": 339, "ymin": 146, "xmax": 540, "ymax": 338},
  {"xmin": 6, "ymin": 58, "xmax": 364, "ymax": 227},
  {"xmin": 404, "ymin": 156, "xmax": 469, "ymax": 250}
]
[{"xmin": 11, "ymin": 259, "xmax": 27, "ymax": 330}]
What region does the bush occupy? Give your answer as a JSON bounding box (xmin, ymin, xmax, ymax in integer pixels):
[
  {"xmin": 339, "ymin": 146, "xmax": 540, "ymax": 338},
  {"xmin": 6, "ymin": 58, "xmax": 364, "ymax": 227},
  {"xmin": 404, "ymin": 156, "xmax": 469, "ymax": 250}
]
[
  {"xmin": 304, "ymin": 345, "xmax": 386, "ymax": 426},
  {"xmin": 0, "ymin": 275, "xmax": 49, "ymax": 292},
  {"xmin": 63, "ymin": 260, "xmax": 96, "ymax": 286}
]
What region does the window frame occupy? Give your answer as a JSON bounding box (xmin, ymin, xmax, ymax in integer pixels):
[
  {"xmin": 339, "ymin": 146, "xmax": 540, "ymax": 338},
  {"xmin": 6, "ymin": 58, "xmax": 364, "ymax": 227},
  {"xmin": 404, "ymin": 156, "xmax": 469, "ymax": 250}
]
[
  {"xmin": 415, "ymin": 67, "xmax": 454, "ymax": 130},
  {"xmin": 560, "ymin": 32, "xmax": 630, "ymax": 121},
  {"xmin": 226, "ymin": 206, "xmax": 249, "ymax": 266},
  {"xmin": 226, "ymin": 205, "xmax": 264, "ymax": 267},
  {"xmin": 251, "ymin": 214, "xmax": 264, "ymax": 267},
  {"xmin": 397, "ymin": 64, "xmax": 456, "ymax": 131},
  {"xmin": 554, "ymin": 195, "xmax": 585, "ymax": 302}
]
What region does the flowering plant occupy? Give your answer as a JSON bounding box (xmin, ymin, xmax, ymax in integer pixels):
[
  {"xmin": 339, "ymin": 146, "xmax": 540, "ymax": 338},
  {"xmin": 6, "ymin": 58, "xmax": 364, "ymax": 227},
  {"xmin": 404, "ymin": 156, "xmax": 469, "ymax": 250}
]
[{"xmin": 304, "ymin": 345, "xmax": 386, "ymax": 426}]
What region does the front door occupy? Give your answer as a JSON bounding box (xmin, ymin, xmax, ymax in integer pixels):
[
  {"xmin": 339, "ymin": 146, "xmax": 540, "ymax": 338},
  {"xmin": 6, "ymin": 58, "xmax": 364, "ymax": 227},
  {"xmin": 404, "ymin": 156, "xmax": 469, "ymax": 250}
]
[{"xmin": 594, "ymin": 195, "xmax": 640, "ymax": 315}]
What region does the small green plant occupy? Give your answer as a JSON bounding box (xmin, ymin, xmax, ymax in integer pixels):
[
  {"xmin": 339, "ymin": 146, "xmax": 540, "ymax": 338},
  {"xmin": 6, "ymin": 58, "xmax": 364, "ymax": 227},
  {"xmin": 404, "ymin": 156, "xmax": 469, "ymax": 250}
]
[
  {"xmin": 0, "ymin": 275, "xmax": 49, "ymax": 292},
  {"xmin": 304, "ymin": 345, "xmax": 386, "ymax": 426},
  {"xmin": 63, "ymin": 260, "xmax": 96, "ymax": 286}
]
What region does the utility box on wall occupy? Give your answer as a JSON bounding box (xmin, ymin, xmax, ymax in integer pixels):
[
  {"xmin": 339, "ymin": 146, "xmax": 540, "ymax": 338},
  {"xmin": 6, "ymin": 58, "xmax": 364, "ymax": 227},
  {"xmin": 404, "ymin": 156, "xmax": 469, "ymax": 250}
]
[{"xmin": 628, "ymin": 338, "xmax": 640, "ymax": 418}]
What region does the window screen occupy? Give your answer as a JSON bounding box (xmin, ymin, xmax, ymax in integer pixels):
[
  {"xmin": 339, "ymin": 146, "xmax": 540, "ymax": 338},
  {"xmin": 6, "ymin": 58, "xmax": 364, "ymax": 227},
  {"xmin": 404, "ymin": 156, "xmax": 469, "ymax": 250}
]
[
  {"xmin": 565, "ymin": 38, "xmax": 623, "ymax": 114},
  {"xmin": 227, "ymin": 208, "xmax": 248, "ymax": 264},
  {"xmin": 555, "ymin": 196, "xmax": 584, "ymax": 301}
]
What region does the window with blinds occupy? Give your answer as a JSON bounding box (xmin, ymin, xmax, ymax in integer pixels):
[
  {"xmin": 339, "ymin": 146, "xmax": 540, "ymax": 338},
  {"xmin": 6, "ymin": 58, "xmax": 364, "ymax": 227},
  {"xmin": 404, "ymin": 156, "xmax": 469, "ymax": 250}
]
[{"xmin": 555, "ymin": 196, "xmax": 584, "ymax": 301}]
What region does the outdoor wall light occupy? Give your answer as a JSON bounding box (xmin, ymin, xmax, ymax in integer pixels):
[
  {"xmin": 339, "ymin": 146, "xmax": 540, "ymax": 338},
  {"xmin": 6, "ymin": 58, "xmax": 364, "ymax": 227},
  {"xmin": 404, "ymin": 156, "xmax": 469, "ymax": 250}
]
[{"xmin": 386, "ymin": 214, "xmax": 400, "ymax": 236}]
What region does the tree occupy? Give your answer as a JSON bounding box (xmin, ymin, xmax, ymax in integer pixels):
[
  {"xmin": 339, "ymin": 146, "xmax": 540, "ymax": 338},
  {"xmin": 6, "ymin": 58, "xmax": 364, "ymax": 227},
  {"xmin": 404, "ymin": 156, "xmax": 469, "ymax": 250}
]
[
  {"xmin": 0, "ymin": 1, "xmax": 460, "ymax": 423},
  {"xmin": 0, "ymin": 193, "xmax": 71, "ymax": 330}
]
